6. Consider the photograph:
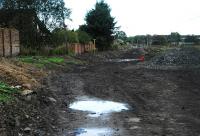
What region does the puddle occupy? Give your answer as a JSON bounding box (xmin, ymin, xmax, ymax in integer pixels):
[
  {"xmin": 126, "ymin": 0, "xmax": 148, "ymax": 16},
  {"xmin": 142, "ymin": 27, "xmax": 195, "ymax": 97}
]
[
  {"xmin": 69, "ymin": 98, "xmax": 129, "ymax": 117},
  {"xmin": 107, "ymin": 59, "xmax": 140, "ymax": 63},
  {"xmin": 128, "ymin": 117, "xmax": 141, "ymax": 123},
  {"xmin": 130, "ymin": 126, "xmax": 140, "ymax": 130},
  {"xmin": 71, "ymin": 128, "xmax": 113, "ymax": 136}
]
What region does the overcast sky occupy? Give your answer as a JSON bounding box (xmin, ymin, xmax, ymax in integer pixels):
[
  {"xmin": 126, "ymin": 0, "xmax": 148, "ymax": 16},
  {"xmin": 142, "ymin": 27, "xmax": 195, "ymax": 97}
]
[{"xmin": 64, "ymin": 0, "xmax": 200, "ymax": 36}]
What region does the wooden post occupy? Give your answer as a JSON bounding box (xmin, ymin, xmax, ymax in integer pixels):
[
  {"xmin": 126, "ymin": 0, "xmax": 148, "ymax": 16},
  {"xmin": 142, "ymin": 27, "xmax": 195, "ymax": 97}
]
[
  {"xmin": 2, "ymin": 29, "xmax": 5, "ymax": 57},
  {"xmin": 9, "ymin": 29, "xmax": 12, "ymax": 57}
]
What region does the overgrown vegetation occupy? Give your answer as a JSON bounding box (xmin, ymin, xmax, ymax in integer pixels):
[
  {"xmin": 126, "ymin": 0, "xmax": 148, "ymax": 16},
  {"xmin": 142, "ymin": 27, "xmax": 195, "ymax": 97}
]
[{"xmin": 0, "ymin": 82, "xmax": 19, "ymax": 102}]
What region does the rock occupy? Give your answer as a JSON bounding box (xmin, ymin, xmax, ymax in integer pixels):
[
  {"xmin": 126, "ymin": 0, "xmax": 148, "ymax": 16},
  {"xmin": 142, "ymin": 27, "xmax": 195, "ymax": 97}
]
[
  {"xmin": 21, "ymin": 90, "xmax": 33, "ymax": 96},
  {"xmin": 24, "ymin": 127, "xmax": 31, "ymax": 133},
  {"xmin": 48, "ymin": 97, "xmax": 57, "ymax": 103},
  {"xmin": 15, "ymin": 85, "xmax": 22, "ymax": 89},
  {"xmin": 25, "ymin": 115, "xmax": 30, "ymax": 119},
  {"xmin": 22, "ymin": 84, "xmax": 32, "ymax": 89}
]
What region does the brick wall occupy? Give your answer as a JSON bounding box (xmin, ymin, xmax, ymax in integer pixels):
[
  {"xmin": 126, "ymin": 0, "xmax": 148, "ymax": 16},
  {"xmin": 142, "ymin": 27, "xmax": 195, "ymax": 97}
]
[{"xmin": 0, "ymin": 28, "xmax": 20, "ymax": 57}]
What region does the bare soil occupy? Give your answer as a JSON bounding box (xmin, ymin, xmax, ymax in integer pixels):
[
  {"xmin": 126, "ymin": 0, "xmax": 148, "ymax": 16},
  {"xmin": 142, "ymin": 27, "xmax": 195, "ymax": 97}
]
[{"xmin": 0, "ymin": 48, "xmax": 200, "ymax": 136}]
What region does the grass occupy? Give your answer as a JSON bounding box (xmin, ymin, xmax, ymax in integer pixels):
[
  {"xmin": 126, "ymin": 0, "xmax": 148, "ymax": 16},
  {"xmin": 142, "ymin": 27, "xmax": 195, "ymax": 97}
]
[
  {"xmin": 18, "ymin": 56, "xmax": 65, "ymax": 68},
  {"xmin": 18, "ymin": 56, "xmax": 85, "ymax": 68},
  {"xmin": 0, "ymin": 82, "xmax": 19, "ymax": 102}
]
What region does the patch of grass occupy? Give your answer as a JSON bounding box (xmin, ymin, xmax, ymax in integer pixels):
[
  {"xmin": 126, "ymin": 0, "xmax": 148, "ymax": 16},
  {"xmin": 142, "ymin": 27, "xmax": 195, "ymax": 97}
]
[
  {"xmin": 47, "ymin": 57, "xmax": 64, "ymax": 63},
  {"xmin": 0, "ymin": 82, "xmax": 19, "ymax": 102},
  {"xmin": 18, "ymin": 56, "xmax": 65, "ymax": 68},
  {"xmin": 18, "ymin": 56, "xmax": 85, "ymax": 68}
]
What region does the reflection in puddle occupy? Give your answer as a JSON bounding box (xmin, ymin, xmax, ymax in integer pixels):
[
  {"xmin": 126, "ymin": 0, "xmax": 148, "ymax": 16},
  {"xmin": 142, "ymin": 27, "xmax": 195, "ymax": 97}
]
[
  {"xmin": 107, "ymin": 59, "xmax": 140, "ymax": 63},
  {"xmin": 69, "ymin": 98, "xmax": 129, "ymax": 117},
  {"xmin": 128, "ymin": 117, "xmax": 141, "ymax": 123},
  {"xmin": 75, "ymin": 128, "xmax": 113, "ymax": 136}
]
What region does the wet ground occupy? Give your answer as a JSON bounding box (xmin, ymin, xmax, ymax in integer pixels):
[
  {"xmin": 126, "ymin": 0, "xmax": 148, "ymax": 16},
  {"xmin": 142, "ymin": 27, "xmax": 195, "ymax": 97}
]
[{"xmin": 1, "ymin": 49, "xmax": 200, "ymax": 136}]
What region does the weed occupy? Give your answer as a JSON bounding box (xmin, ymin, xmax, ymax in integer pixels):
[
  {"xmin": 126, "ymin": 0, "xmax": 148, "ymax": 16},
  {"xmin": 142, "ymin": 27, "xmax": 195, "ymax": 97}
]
[{"xmin": 0, "ymin": 82, "xmax": 19, "ymax": 102}]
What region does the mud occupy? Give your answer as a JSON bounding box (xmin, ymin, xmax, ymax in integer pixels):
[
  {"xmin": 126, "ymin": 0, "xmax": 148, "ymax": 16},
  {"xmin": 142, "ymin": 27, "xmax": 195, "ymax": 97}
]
[{"xmin": 1, "ymin": 48, "xmax": 200, "ymax": 136}]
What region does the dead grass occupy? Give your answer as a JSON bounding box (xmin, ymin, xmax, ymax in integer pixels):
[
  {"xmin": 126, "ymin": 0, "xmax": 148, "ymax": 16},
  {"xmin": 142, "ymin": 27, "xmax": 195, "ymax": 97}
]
[{"xmin": 0, "ymin": 58, "xmax": 46, "ymax": 89}]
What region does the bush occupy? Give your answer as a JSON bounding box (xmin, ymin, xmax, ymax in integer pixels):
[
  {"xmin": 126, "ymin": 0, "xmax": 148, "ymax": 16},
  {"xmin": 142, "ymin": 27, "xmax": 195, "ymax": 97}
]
[
  {"xmin": 66, "ymin": 31, "xmax": 79, "ymax": 43},
  {"xmin": 49, "ymin": 45, "xmax": 68, "ymax": 55},
  {"xmin": 77, "ymin": 30, "xmax": 91, "ymax": 44},
  {"xmin": 52, "ymin": 28, "xmax": 68, "ymax": 46},
  {"xmin": 52, "ymin": 28, "xmax": 79, "ymax": 46}
]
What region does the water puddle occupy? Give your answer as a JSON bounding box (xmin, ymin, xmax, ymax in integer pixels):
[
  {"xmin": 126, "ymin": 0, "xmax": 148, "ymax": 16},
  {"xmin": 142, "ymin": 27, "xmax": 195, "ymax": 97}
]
[
  {"xmin": 107, "ymin": 58, "xmax": 140, "ymax": 63},
  {"xmin": 70, "ymin": 128, "xmax": 113, "ymax": 136},
  {"xmin": 128, "ymin": 117, "xmax": 141, "ymax": 123},
  {"xmin": 69, "ymin": 98, "xmax": 129, "ymax": 117}
]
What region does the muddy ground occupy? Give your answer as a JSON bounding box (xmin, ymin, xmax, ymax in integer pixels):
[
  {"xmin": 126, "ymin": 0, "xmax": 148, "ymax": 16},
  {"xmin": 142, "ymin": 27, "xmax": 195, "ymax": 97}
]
[{"xmin": 1, "ymin": 49, "xmax": 200, "ymax": 136}]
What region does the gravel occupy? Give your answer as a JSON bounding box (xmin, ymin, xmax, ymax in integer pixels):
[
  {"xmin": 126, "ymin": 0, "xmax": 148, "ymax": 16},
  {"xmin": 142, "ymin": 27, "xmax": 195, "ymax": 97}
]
[{"xmin": 147, "ymin": 47, "xmax": 200, "ymax": 66}]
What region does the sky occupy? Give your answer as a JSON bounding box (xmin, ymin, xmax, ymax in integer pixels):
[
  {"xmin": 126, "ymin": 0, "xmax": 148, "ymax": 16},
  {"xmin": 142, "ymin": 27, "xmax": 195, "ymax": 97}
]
[{"xmin": 64, "ymin": 0, "xmax": 200, "ymax": 36}]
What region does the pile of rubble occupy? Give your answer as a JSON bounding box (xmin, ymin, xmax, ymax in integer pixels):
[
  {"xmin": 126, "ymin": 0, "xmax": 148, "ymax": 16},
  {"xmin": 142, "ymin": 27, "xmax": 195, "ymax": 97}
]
[{"xmin": 148, "ymin": 47, "xmax": 200, "ymax": 66}]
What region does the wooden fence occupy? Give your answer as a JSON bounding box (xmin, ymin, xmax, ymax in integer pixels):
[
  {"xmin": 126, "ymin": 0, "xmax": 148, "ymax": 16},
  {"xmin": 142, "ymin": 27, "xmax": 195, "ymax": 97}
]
[
  {"xmin": 67, "ymin": 43, "xmax": 96, "ymax": 55},
  {"xmin": 0, "ymin": 28, "xmax": 20, "ymax": 57}
]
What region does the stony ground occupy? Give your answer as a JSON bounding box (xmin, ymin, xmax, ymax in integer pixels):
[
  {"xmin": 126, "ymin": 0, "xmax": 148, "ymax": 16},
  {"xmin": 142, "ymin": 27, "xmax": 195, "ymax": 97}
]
[{"xmin": 0, "ymin": 47, "xmax": 200, "ymax": 136}]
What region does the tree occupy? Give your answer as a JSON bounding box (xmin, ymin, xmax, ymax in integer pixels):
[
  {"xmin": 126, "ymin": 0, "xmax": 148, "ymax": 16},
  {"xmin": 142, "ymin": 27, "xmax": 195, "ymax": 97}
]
[
  {"xmin": 0, "ymin": 0, "xmax": 71, "ymax": 30},
  {"xmin": 83, "ymin": 0, "xmax": 116, "ymax": 50},
  {"xmin": 114, "ymin": 31, "xmax": 127, "ymax": 41},
  {"xmin": 184, "ymin": 35, "xmax": 199, "ymax": 44},
  {"xmin": 0, "ymin": 0, "xmax": 71, "ymax": 48},
  {"xmin": 168, "ymin": 32, "xmax": 180, "ymax": 45},
  {"xmin": 152, "ymin": 35, "xmax": 167, "ymax": 45},
  {"xmin": 77, "ymin": 30, "xmax": 91, "ymax": 44}
]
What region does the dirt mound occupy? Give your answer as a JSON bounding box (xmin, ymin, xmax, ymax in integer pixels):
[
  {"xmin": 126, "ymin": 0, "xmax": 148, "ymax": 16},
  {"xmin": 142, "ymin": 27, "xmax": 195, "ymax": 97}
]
[
  {"xmin": 0, "ymin": 58, "xmax": 45, "ymax": 89},
  {"xmin": 147, "ymin": 47, "xmax": 200, "ymax": 66}
]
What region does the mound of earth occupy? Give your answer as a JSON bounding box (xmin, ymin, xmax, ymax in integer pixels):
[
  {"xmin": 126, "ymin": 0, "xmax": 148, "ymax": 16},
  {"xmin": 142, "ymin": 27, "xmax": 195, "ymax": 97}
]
[
  {"xmin": 0, "ymin": 58, "xmax": 45, "ymax": 89},
  {"xmin": 147, "ymin": 47, "xmax": 200, "ymax": 66}
]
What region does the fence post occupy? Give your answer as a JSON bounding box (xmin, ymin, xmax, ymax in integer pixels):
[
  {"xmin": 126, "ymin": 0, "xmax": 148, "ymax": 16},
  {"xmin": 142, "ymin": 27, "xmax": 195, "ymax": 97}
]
[
  {"xmin": 1, "ymin": 29, "xmax": 5, "ymax": 57},
  {"xmin": 9, "ymin": 29, "xmax": 12, "ymax": 57}
]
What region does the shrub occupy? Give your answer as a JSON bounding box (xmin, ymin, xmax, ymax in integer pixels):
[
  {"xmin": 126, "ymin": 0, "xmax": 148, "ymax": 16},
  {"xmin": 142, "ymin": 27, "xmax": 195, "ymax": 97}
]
[
  {"xmin": 66, "ymin": 31, "xmax": 79, "ymax": 43},
  {"xmin": 77, "ymin": 30, "xmax": 91, "ymax": 44},
  {"xmin": 52, "ymin": 28, "xmax": 68, "ymax": 46}
]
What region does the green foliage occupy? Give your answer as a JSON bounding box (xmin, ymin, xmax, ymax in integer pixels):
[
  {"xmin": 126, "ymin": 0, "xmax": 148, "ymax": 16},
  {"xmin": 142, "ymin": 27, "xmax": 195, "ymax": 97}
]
[
  {"xmin": 152, "ymin": 35, "xmax": 167, "ymax": 45},
  {"xmin": 77, "ymin": 30, "xmax": 91, "ymax": 44},
  {"xmin": 50, "ymin": 45, "xmax": 68, "ymax": 55},
  {"xmin": 83, "ymin": 0, "xmax": 116, "ymax": 50},
  {"xmin": 168, "ymin": 32, "xmax": 181, "ymax": 45},
  {"xmin": 18, "ymin": 56, "xmax": 85, "ymax": 68},
  {"xmin": 52, "ymin": 29, "xmax": 79, "ymax": 45},
  {"xmin": 0, "ymin": 82, "xmax": 19, "ymax": 102},
  {"xmin": 114, "ymin": 31, "xmax": 127, "ymax": 41},
  {"xmin": 48, "ymin": 57, "xmax": 64, "ymax": 63},
  {"xmin": 0, "ymin": 0, "xmax": 71, "ymax": 49},
  {"xmin": 184, "ymin": 35, "xmax": 199, "ymax": 44},
  {"xmin": 0, "ymin": 0, "xmax": 71, "ymax": 30},
  {"xmin": 19, "ymin": 56, "xmax": 65, "ymax": 68},
  {"xmin": 52, "ymin": 28, "xmax": 68, "ymax": 45},
  {"xmin": 66, "ymin": 30, "xmax": 79, "ymax": 43}
]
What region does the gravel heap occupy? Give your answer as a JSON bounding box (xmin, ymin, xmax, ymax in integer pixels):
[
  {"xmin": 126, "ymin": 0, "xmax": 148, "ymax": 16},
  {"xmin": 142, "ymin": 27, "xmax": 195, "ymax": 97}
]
[{"xmin": 148, "ymin": 47, "xmax": 200, "ymax": 66}]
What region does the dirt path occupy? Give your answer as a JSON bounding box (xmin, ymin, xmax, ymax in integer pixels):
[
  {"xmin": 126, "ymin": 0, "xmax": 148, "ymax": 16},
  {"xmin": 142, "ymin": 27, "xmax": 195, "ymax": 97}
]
[
  {"xmin": 38, "ymin": 50, "xmax": 200, "ymax": 136},
  {"xmin": 1, "ymin": 49, "xmax": 200, "ymax": 136}
]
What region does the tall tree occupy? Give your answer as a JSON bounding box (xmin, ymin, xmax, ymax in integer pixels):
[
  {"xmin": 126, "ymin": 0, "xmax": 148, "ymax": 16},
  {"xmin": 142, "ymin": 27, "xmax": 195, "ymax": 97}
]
[
  {"xmin": 169, "ymin": 32, "xmax": 181, "ymax": 45},
  {"xmin": 83, "ymin": 0, "xmax": 116, "ymax": 50},
  {"xmin": 0, "ymin": 0, "xmax": 71, "ymax": 47},
  {"xmin": 0, "ymin": 0, "xmax": 71, "ymax": 30}
]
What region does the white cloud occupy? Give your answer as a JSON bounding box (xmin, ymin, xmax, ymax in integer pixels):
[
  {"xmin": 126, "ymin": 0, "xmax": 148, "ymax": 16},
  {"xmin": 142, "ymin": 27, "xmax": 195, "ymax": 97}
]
[{"xmin": 64, "ymin": 0, "xmax": 200, "ymax": 36}]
